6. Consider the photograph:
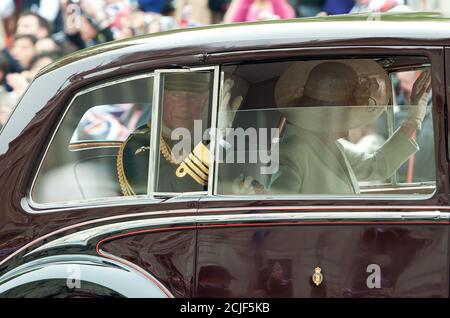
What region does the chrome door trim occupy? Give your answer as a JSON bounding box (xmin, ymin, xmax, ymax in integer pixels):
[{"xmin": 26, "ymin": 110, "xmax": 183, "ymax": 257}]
[
  {"xmin": 26, "ymin": 215, "xmax": 197, "ymax": 256},
  {"xmin": 25, "ymin": 210, "xmax": 449, "ymax": 256}
]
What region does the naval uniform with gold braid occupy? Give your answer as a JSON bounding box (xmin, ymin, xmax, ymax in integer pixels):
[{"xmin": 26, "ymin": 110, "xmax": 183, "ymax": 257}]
[{"xmin": 117, "ymin": 124, "xmax": 208, "ymax": 195}]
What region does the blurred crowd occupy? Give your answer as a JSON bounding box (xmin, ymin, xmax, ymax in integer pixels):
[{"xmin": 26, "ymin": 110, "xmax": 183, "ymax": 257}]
[{"xmin": 0, "ymin": 0, "xmax": 435, "ymax": 129}]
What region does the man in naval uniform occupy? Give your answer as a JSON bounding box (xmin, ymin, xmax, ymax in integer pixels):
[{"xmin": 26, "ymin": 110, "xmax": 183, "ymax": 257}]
[
  {"xmin": 117, "ymin": 73, "xmax": 211, "ymax": 196},
  {"xmin": 234, "ymin": 60, "xmax": 431, "ymax": 195}
]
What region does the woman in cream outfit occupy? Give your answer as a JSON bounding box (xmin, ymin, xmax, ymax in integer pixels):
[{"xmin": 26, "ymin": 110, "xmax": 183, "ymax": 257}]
[{"xmin": 234, "ymin": 60, "xmax": 431, "ymax": 195}]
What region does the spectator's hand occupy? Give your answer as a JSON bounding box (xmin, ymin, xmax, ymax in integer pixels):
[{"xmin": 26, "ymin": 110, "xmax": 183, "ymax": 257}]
[
  {"xmin": 403, "ymin": 70, "xmax": 431, "ymax": 131},
  {"xmin": 6, "ymin": 73, "xmax": 29, "ymax": 97},
  {"xmin": 80, "ymin": 0, "xmax": 109, "ymax": 28},
  {"xmin": 62, "ymin": 0, "xmax": 82, "ymax": 34},
  {"xmin": 80, "ymin": 0, "xmax": 101, "ymax": 18}
]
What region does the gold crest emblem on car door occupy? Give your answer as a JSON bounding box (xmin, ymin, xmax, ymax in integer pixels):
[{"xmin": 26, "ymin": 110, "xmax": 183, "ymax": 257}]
[{"xmin": 312, "ymin": 267, "xmax": 323, "ymax": 286}]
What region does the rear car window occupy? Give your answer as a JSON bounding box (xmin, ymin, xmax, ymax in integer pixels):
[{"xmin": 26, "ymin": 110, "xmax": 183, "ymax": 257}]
[{"xmin": 214, "ymin": 57, "xmax": 435, "ymax": 197}]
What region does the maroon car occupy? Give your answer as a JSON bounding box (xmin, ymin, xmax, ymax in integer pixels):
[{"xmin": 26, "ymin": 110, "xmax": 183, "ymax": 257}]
[{"xmin": 0, "ymin": 12, "xmax": 449, "ymax": 298}]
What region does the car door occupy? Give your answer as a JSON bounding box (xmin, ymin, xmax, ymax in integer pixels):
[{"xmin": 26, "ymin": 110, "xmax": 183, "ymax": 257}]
[
  {"xmin": 0, "ymin": 67, "xmax": 218, "ymax": 298},
  {"xmin": 93, "ymin": 67, "xmax": 219, "ymax": 297},
  {"xmin": 195, "ymin": 47, "xmax": 450, "ymax": 298}
]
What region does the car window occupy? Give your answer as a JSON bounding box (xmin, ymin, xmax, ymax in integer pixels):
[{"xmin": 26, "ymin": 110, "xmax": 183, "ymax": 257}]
[
  {"xmin": 153, "ymin": 71, "xmax": 214, "ymax": 194},
  {"xmin": 32, "ymin": 69, "xmax": 216, "ymax": 205},
  {"xmin": 32, "ymin": 75, "xmax": 154, "ymax": 204},
  {"xmin": 214, "ymin": 57, "xmax": 436, "ymax": 197},
  {"xmin": 390, "ymin": 70, "xmax": 435, "ymax": 185}
]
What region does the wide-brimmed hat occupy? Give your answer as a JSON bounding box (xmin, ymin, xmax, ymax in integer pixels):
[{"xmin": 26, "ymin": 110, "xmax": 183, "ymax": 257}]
[
  {"xmin": 164, "ymin": 72, "xmax": 211, "ymax": 93},
  {"xmin": 275, "ymin": 59, "xmax": 391, "ymax": 132},
  {"xmin": 160, "ymin": 72, "xmax": 212, "ymax": 137}
]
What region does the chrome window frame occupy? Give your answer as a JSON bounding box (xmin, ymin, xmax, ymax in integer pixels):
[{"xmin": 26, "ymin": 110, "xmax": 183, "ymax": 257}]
[
  {"xmin": 26, "ymin": 54, "xmax": 441, "ymax": 211},
  {"xmin": 28, "ymin": 66, "xmax": 220, "ymax": 212},
  {"xmin": 210, "ymin": 58, "xmax": 438, "ymax": 200},
  {"xmin": 150, "ymin": 66, "xmax": 220, "ymax": 197},
  {"xmin": 28, "ymin": 73, "xmax": 158, "ymax": 212}
]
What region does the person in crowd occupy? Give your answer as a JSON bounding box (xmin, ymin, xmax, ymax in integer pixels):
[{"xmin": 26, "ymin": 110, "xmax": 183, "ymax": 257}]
[
  {"xmin": 59, "ymin": 0, "xmax": 115, "ymax": 48},
  {"xmin": 224, "ymin": 0, "xmax": 295, "ymax": 23},
  {"xmin": 15, "ymin": 10, "xmax": 53, "ymax": 39},
  {"xmin": 35, "ymin": 36, "xmax": 62, "ymax": 54},
  {"xmin": 26, "ymin": 50, "xmax": 61, "ymax": 78},
  {"xmin": 78, "ymin": 14, "xmax": 115, "ymax": 47},
  {"xmin": 0, "ymin": 54, "xmax": 11, "ymax": 90},
  {"xmin": 323, "ymin": 0, "xmax": 354, "ymax": 15},
  {"xmin": 10, "ymin": 34, "xmax": 37, "ymax": 70},
  {"xmin": 0, "ymin": 1, "xmax": 15, "ymax": 19},
  {"xmin": 15, "ymin": 10, "xmax": 78, "ymax": 56},
  {"xmin": 0, "ymin": 45, "xmax": 23, "ymax": 91},
  {"xmin": 3, "ymin": 49, "xmax": 60, "ymax": 100},
  {"xmin": 0, "ymin": 0, "xmax": 189, "ymax": 106},
  {"xmin": 11, "ymin": 0, "xmax": 60, "ymax": 23},
  {"xmin": 5, "ymin": 72, "xmax": 30, "ymax": 97},
  {"xmin": 0, "ymin": 53, "xmax": 17, "ymax": 129},
  {"xmin": 208, "ymin": 0, "xmax": 231, "ymax": 23},
  {"xmin": 104, "ymin": 0, "xmax": 135, "ymax": 38},
  {"xmin": 295, "ymin": 0, "xmax": 325, "ymax": 17},
  {"xmin": 350, "ymin": 0, "xmax": 403, "ymax": 13},
  {"xmin": 114, "ymin": 10, "xmax": 142, "ymax": 40},
  {"xmin": 137, "ymin": 0, "xmax": 167, "ymax": 13},
  {"xmin": 159, "ymin": 0, "xmax": 179, "ymax": 30},
  {"xmin": 0, "ymin": 18, "xmax": 6, "ymax": 48}
]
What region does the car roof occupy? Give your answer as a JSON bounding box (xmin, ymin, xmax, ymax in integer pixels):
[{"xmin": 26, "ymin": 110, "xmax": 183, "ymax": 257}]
[{"xmin": 42, "ymin": 12, "xmax": 450, "ymax": 76}]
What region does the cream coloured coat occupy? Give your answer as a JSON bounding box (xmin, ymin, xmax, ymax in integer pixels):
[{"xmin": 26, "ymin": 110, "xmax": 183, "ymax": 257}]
[{"xmin": 269, "ymin": 123, "xmax": 419, "ymax": 194}]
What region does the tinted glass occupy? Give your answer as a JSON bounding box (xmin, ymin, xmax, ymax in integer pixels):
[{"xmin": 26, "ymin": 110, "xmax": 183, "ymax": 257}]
[
  {"xmin": 215, "ymin": 58, "xmax": 435, "ymax": 197},
  {"xmin": 32, "ymin": 76, "xmax": 154, "ymax": 203},
  {"xmin": 154, "ymin": 72, "xmax": 214, "ymax": 193}
]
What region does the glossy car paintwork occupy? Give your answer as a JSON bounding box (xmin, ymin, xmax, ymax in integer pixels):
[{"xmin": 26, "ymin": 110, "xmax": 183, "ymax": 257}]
[
  {"xmin": 0, "ymin": 255, "xmax": 169, "ymax": 297},
  {"xmin": 196, "ymin": 224, "xmax": 448, "ymax": 297},
  {"xmin": 0, "ymin": 13, "xmax": 449, "ymax": 297},
  {"xmin": 101, "ymin": 230, "xmax": 196, "ymax": 298}
]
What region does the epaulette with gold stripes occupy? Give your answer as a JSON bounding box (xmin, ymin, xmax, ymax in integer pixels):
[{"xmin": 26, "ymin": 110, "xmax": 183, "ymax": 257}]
[{"xmin": 117, "ymin": 125, "xmax": 211, "ymax": 195}]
